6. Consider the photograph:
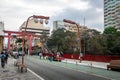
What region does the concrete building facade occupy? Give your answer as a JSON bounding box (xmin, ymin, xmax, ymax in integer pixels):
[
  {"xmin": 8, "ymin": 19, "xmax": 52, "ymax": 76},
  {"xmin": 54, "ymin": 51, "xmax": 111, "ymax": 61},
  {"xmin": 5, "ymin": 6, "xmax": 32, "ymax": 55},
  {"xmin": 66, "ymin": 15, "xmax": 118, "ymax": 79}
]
[
  {"xmin": 20, "ymin": 19, "xmax": 50, "ymax": 36},
  {"xmin": 18, "ymin": 19, "xmax": 50, "ymax": 54},
  {"xmin": 0, "ymin": 22, "xmax": 4, "ymax": 52},
  {"xmin": 19, "ymin": 19, "xmax": 50, "ymax": 47},
  {"xmin": 53, "ymin": 20, "xmax": 88, "ymax": 33},
  {"xmin": 104, "ymin": 0, "xmax": 120, "ymax": 29}
]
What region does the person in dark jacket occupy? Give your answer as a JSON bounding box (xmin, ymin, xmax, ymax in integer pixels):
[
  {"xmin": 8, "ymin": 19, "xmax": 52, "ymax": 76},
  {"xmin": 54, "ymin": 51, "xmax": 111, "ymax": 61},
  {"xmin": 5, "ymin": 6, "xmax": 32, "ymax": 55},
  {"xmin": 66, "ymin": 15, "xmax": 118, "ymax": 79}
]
[
  {"xmin": 0, "ymin": 51, "xmax": 6, "ymax": 68},
  {"xmin": 4, "ymin": 51, "xmax": 9, "ymax": 64},
  {"xmin": 49, "ymin": 50, "xmax": 53, "ymax": 62}
]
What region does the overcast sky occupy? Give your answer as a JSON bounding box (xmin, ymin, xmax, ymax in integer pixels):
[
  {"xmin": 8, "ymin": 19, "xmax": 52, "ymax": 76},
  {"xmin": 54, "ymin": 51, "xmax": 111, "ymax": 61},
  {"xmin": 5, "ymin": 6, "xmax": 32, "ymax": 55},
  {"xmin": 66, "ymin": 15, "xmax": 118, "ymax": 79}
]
[{"xmin": 0, "ymin": 0, "xmax": 104, "ymax": 32}]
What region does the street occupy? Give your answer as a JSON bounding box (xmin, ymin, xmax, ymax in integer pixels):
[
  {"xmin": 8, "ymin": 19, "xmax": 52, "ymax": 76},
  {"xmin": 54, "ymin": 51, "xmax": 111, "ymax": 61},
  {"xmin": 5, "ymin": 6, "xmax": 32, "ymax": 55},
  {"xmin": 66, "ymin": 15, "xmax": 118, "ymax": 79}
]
[{"xmin": 25, "ymin": 56, "xmax": 110, "ymax": 80}]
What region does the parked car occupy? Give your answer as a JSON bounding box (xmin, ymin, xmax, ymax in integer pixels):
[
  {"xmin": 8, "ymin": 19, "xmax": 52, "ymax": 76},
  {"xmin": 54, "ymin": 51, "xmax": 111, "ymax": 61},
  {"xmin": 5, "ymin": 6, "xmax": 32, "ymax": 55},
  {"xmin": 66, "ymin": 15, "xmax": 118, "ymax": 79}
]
[
  {"xmin": 12, "ymin": 51, "xmax": 19, "ymax": 59},
  {"xmin": 18, "ymin": 51, "xmax": 24, "ymax": 56}
]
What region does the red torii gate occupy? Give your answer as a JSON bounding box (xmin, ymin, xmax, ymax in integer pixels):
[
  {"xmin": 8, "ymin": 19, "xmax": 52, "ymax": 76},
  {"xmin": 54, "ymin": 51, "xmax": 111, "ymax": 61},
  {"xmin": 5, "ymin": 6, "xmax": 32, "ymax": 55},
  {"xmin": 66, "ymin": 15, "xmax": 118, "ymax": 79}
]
[{"xmin": 3, "ymin": 30, "xmax": 40, "ymax": 54}]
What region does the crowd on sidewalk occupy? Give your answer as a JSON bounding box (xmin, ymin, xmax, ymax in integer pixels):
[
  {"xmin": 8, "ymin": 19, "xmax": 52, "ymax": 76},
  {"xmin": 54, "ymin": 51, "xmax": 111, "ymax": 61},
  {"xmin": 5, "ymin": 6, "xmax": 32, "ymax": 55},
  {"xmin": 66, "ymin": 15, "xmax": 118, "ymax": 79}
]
[{"xmin": 0, "ymin": 49, "xmax": 41, "ymax": 80}]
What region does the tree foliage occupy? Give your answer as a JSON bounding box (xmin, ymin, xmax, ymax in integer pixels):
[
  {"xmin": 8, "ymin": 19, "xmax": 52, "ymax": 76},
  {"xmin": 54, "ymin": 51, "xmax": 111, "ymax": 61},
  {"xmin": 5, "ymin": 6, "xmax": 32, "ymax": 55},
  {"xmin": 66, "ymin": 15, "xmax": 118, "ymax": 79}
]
[
  {"xmin": 81, "ymin": 29, "xmax": 107, "ymax": 55},
  {"xmin": 103, "ymin": 27, "xmax": 120, "ymax": 55},
  {"xmin": 47, "ymin": 28, "xmax": 77, "ymax": 53},
  {"xmin": 47, "ymin": 27, "xmax": 120, "ymax": 55},
  {"xmin": 15, "ymin": 38, "xmax": 22, "ymax": 43}
]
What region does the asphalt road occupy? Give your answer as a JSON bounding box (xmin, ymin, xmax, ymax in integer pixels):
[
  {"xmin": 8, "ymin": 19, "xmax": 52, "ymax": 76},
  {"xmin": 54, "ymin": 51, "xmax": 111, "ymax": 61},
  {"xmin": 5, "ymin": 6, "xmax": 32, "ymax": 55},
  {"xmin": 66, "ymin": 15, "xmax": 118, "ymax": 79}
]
[{"xmin": 25, "ymin": 56, "xmax": 110, "ymax": 80}]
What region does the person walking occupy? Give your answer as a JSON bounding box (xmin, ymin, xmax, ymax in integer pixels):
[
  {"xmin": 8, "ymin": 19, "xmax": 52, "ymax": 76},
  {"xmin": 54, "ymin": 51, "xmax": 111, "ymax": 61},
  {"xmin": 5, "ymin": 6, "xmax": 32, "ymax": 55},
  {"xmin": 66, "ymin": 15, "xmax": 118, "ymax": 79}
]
[
  {"xmin": 79, "ymin": 53, "xmax": 83, "ymax": 63},
  {"xmin": 0, "ymin": 51, "xmax": 6, "ymax": 68},
  {"xmin": 49, "ymin": 50, "xmax": 53, "ymax": 62},
  {"xmin": 39, "ymin": 51, "xmax": 43, "ymax": 59},
  {"xmin": 56, "ymin": 51, "xmax": 60, "ymax": 61},
  {"xmin": 4, "ymin": 51, "xmax": 9, "ymax": 64}
]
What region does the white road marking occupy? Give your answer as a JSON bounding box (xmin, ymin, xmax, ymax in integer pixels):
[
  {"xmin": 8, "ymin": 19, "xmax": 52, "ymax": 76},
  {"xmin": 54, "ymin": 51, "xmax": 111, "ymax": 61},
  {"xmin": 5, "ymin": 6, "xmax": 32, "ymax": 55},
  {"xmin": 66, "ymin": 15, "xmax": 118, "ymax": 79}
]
[
  {"xmin": 27, "ymin": 68, "xmax": 45, "ymax": 80},
  {"xmin": 13, "ymin": 58, "xmax": 45, "ymax": 80}
]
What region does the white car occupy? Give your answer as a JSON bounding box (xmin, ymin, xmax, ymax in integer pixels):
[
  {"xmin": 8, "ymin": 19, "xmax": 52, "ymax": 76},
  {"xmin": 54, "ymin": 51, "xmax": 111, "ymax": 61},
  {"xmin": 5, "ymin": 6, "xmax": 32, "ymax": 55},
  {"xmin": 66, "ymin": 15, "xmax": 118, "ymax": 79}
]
[
  {"xmin": 18, "ymin": 51, "xmax": 24, "ymax": 56},
  {"xmin": 12, "ymin": 51, "xmax": 19, "ymax": 58}
]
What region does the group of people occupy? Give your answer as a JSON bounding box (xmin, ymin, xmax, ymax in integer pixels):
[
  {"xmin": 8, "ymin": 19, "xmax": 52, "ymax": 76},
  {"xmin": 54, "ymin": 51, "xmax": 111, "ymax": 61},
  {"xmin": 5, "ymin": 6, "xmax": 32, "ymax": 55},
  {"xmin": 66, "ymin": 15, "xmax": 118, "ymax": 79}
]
[
  {"xmin": 38, "ymin": 50, "xmax": 83, "ymax": 62},
  {"xmin": 39, "ymin": 51, "xmax": 46, "ymax": 59},
  {"xmin": 0, "ymin": 50, "xmax": 9, "ymax": 68},
  {"xmin": 38, "ymin": 50, "xmax": 63, "ymax": 62}
]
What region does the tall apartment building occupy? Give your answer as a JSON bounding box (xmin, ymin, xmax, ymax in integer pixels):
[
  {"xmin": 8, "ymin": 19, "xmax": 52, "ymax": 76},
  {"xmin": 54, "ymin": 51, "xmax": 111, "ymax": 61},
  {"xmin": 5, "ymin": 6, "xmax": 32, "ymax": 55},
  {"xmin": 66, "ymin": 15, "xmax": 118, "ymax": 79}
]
[{"xmin": 104, "ymin": 0, "xmax": 120, "ymax": 29}]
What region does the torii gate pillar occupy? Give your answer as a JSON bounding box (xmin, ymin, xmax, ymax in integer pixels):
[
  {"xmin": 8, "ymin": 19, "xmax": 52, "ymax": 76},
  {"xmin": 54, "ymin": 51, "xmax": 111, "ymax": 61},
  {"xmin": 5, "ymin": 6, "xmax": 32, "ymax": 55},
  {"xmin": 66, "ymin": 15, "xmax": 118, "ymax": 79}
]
[{"xmin": 7, "ymin": 33, "xmax": 11, "ymax": 52}]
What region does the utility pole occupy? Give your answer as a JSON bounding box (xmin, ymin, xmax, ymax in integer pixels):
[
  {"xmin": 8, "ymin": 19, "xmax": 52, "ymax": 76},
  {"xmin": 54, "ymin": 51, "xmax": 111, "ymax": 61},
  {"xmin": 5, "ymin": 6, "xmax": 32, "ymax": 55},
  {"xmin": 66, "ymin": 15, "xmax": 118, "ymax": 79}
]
[{"xmin": 83, "ymin": 17, "xmax": 86, "ymax": 55}]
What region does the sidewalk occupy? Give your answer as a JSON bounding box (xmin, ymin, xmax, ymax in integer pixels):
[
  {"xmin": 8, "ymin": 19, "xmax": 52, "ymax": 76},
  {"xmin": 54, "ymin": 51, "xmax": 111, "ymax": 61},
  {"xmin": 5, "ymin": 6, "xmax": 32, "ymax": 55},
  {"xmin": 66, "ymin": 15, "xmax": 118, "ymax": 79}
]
[
  {"xmin": 0, "ymin": 58, "xmax": 41, "ymax": 80},
  {"xmin": 62, "ymin": 58, "xmax": 109, "ymax": 69}
]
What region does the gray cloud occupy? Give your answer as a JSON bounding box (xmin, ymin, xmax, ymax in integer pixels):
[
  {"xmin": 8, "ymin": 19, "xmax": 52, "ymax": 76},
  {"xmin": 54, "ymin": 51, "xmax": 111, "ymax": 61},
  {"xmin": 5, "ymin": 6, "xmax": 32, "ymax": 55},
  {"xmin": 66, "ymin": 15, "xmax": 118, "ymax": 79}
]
[
  {"xmin": 89, "ymin": 0, "xmax": 103, "ymax": 8},
  {"xmin": 51, "ymin": 6, "xmax": 104, "ymax": 32},
  {"xmin": 22, "ymin": 0, "xmax": 60, "ymax": 6},
  {"xmin": 49, "ymin": 0, "xmax": 104, "ymax": 32},
  {"xmin": 0, "ymin": 0, "xmax": 104, "ymax": 32}
]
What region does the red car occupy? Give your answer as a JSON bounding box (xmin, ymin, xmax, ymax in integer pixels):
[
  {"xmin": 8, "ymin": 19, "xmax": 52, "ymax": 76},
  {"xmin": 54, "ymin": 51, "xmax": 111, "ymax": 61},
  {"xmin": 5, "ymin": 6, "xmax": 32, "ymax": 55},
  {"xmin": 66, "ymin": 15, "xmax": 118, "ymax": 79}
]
[{"xmin": 53, "ymin": 55, "xmax": 64, "ymax": 62}]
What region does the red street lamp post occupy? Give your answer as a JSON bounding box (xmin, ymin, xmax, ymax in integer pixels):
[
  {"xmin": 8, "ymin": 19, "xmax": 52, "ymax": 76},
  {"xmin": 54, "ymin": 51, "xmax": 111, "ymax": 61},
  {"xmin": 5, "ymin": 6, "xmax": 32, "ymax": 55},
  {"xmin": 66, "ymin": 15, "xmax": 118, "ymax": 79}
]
[
  {"xmin": 63, "ymin": 19, "xmax": 82, "ymax": 62},
  {"xmin": 20, "ymin": 15, "xmax": 49, "ymax": 72}
]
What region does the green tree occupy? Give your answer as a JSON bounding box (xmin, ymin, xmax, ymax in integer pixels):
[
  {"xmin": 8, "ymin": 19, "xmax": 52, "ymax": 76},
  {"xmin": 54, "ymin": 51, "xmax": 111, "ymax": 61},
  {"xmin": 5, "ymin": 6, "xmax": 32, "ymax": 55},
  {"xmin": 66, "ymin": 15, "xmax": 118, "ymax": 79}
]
[
  {"xmin": 81, "ymin": 29, "xmax": 107, "ymax": 55},
  {"xmin": 15, "ymin": 38, "xmax": 23, "ymax": 51},
  {"xmin": 47, "ymin": 28, "xmax": 77, "ymax": 53},
  {"xmin": 103, "ymin": 27, "xmax": 117, "ymax": 34},
  {"xmin": 103, "ymin": 27, "xmax": 120, "ymax": 55},
  {"xmin": 15, "ymin": 38, "xmax": 22, "ymax": 43}
]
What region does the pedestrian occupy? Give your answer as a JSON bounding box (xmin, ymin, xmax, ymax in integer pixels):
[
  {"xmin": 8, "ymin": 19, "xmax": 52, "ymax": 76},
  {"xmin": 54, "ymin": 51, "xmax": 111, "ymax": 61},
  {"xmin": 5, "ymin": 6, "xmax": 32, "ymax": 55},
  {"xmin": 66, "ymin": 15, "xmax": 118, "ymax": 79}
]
[
  {"xmin": 42, "ymin": 52, "xmax": 45, "ymax": 59},
  {"xmin": 49, "ymin": 50, "xmax": 53, "ymax": 62},
  {"xmin": 39, "ymin": 51, "xmax": 43, "ymax": 59},
  {"xmin": 56, "ymin": 51, "xmax": 60, "ymax": 61},
  {"xmin": 0, "ymin": 51, "xmax": 6, "ymax": 68},
  {"xmin": 4, "ymin": 51, "xmax": 9, "ymax": 64},
  {"xmin": 79, "ymin": 53, "xmax": 83, "ymax": 63},
  {"xmin": 56, "ymin": 51, "xmax": 60, "ymax": 58},
  {"xmin": 42, "ymin": 53, "xmax": 45, "ymax": 59}
]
